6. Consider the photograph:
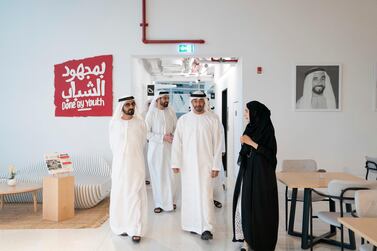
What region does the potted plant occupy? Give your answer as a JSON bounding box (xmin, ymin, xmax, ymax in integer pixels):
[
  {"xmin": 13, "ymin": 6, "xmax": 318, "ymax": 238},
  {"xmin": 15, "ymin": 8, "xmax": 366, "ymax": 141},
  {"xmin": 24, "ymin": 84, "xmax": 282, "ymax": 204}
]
[{"xmin": 7, "ymin": 164, "xmax": 16, "ymax": 186}]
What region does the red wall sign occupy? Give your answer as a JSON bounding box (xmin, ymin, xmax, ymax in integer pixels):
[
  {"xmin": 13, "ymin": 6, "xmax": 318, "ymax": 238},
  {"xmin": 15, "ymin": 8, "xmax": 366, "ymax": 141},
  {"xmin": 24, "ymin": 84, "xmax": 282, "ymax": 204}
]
[{"xmin": 54, "ymin": 55, "xmax": 113, "ymax": 117}]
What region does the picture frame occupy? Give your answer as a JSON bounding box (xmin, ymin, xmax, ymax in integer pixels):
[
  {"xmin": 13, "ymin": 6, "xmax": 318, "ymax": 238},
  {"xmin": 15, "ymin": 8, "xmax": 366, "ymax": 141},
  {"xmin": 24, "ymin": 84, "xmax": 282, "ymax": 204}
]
[
  {"xmin": 374, "ymin": 63, "xmax": 377, "ymax": 111},
  {"xmin": 294, "ymin": 64, "xmax": 342, "ymax": 111}
]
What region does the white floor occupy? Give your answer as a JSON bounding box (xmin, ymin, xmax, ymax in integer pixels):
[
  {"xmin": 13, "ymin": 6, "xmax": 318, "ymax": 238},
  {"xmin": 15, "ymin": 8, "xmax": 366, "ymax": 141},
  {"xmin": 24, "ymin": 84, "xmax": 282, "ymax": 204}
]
[{"xmin": 0, "ymin": 183, "xmax": 361, "ymax": 251}]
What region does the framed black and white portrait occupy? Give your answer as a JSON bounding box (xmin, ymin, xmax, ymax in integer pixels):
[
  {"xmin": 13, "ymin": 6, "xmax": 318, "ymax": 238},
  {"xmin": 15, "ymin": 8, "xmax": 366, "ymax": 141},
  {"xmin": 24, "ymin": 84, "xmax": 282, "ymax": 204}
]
[{"xmin": 294, "ymin": 64, "xmax": 341, "ymax": 111}]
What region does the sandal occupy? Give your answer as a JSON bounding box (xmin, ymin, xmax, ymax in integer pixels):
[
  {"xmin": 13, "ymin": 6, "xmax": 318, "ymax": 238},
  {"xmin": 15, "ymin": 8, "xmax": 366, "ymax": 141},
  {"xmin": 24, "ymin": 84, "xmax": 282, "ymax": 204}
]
[
  {"xmin": 240, "ymin": 240, "xmax": 249, "ymax": 251},
  {"xmin": 201, "ymin": 231, "xmax": 213, "ymax": 240},
  {"xmin": 173, "ymin": 204, "xmax": 177, "ymax": 210},
  {"xmin": 120, "ymin": 232, "xmax": 128, "ymax": 237},
  {"xmin": 145, "ymin": 180, "xmax": 150, "ymax": 185},
  {"xmin": 214, "ymin": 200, "xmax": 222, "ymax": 208},
  {"xmin": 154, "ymin": 207, "xmax": 163, "ymax": 213},
  {"xmin": 132, "ymin": 236, "xmax": 141, "ymax": 243}
]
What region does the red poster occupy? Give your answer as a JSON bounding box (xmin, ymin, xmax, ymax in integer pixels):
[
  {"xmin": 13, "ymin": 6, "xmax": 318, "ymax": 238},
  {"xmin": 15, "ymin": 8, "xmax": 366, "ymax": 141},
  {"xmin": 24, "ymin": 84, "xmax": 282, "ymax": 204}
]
[{"xmin": 54, "ymin": 55, "xmax": 113, "ymax": 117}]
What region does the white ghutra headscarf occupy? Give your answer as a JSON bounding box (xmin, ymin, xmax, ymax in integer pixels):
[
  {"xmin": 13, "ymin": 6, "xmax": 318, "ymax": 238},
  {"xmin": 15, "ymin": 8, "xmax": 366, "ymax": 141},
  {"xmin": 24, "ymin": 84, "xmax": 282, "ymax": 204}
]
[
  {"xmin": 189, "ymin": 90, "xmax": 209, "ymax": 113},
  {"xmin": 109, "ymin": 95, "xmax": 140, "ymax": 152},
  {"xmin": 146, "ymin": 90, "xmax": 176, "ymax": 118},
  {"xmin": 110, "ymin": 95, "xmax": 140, "ymax": 124},
  {"xmin": 297, "ymin": 68, "xmax": 336, "ymax": 109}
]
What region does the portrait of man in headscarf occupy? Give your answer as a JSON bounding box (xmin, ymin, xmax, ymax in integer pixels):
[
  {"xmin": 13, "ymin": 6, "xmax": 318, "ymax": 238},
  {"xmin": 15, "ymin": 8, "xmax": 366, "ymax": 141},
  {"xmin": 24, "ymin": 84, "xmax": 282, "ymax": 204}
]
[{"xmin": 295, "ymin": 65, "xmax": 341, "ymax": 110}]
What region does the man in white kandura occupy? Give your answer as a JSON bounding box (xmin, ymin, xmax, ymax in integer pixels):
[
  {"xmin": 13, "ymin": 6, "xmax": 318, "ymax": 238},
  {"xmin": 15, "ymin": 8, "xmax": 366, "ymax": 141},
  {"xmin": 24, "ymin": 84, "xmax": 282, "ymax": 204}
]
[
  {"xmin": 109, "ymin": 95, "xmax": 147, "ymax": 243},
  {"xmin": 296, "ymin": 68, "xmax": 336, "ymax": 109},
  {"xmin": 171, "ymin": 91, "xmax": 223, "ymax": 241},
  {"xmin": 206, "ymin": 98, "xmax": 226, "ymax": 209},
  {"xmin": 145, "ymin": 90, "xmax": 177, "ymax": 213}
]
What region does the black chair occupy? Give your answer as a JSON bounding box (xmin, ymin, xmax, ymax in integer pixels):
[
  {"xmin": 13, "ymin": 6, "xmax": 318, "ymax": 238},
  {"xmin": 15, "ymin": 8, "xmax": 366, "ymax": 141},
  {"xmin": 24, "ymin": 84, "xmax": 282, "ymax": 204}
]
[{"xmin": 365, "ymin": 156, "xmax": 377, "ymax": 180}]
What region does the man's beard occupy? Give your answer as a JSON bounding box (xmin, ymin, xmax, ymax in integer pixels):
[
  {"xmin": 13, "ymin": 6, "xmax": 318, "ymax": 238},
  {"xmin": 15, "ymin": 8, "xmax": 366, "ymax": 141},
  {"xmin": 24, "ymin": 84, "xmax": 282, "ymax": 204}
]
[
  {"xmin": 123, "ymin": 107, "xmax": 135, "ymax": 115},
  {"xmin": 160, "ymin": 101, "xmax": 169, "ymax": 108},
  {"xmin": 193, "ymin": 105, "xmax": 204, "ymax": 113},
  {"xmin": 312, "ymin": 85, "xmax": 325, "ymax": 95}
]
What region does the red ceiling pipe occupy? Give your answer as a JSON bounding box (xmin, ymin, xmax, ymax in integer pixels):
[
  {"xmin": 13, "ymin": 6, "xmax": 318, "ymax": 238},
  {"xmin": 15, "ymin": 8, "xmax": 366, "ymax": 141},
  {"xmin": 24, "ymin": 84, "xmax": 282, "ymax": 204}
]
[
  {"xmin": 211, "ymin": 57, "xmax": 239, "ymax": 63},
  {"xmin": 140, "ymin": 0, "xmax": 205, "ymax": 44}
]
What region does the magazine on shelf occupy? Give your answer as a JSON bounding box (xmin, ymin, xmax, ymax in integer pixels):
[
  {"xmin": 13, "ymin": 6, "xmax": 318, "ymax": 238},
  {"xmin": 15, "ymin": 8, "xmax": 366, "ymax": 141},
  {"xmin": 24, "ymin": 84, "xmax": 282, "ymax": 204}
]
[{"xmin": 44, "ymin": 153, "xmax": 73, "ymax": 174}]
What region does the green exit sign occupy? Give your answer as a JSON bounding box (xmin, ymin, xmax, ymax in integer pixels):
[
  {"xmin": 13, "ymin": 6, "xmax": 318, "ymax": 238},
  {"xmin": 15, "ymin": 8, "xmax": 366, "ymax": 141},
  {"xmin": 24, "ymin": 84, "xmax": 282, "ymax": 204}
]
[{"xmin": 178, "ymin": 44, "xmax": 195, "ymax": 54}]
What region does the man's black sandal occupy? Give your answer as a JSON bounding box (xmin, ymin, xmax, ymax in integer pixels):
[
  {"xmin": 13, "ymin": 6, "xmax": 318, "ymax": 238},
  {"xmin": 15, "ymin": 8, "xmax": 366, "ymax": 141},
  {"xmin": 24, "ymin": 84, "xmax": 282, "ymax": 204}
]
[
  {"xmin": 154, "ymin": 207, "xmax": 163, "ymax": 213},
  {"xmin": 214, "ymin": 200, "xmax": 222, "ymax": 208},
  {"xmin": 201, "ymin": 231, "xmax": 213, "ymax": 240},
  {"xmin": 132, "ymin": 236, "xmax": 141, "ymax": 243}
]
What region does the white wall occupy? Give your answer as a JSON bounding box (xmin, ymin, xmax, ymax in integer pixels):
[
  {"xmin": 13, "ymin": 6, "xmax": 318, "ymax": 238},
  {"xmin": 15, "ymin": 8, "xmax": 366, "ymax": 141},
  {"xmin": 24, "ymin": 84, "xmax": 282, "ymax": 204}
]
[
  {"xmin": 213, "ymin": 63, "xmax": 243, "ymax": 186},
  {"xmin": 1, "ymin": 0, "xmax": 376, "ymax": 177},
  {"xmin": 132, "ymin": 58, "xmax": 153, "ymax": 113}
]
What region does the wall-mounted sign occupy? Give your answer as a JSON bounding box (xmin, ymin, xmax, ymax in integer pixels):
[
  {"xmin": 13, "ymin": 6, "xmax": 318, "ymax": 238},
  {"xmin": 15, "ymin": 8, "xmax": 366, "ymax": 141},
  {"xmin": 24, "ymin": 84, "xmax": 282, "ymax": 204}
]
[
  {"xmin": 177, "ymin": 44, "xmax": 195, "ymax": 54},
  {"xmin": 147, "ymin": 85, "xmax": 155, "ymax": 96},
  {"xmin": 54, "ymin": 55, "xmax": 113, "ymax": 117}
]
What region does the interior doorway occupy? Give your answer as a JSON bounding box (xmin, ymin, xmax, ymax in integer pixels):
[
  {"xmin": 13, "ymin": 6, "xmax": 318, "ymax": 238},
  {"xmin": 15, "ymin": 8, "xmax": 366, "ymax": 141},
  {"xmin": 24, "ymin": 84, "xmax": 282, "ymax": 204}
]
[
  {"xmin": 222, "ymin": 89, "xmax": 228, "ymax": 176},
  {"xmin": 132, "ymin": 56, "xmax": 242, "ymax": 187}
]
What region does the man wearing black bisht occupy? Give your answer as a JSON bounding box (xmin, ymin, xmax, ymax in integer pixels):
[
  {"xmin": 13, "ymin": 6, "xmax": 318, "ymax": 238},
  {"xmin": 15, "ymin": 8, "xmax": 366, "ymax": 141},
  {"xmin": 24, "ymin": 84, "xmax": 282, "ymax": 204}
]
[{"xmin": 232, "ymin": 101, "xmax": 279, "ymax": 251}]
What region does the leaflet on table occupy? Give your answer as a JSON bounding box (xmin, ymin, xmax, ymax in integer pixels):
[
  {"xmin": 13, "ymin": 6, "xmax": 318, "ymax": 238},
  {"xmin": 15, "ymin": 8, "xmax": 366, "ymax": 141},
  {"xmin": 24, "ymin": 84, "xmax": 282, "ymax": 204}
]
[{"xmin": 44, "ymin": 153, "xmax": 73, "ymax": 174}]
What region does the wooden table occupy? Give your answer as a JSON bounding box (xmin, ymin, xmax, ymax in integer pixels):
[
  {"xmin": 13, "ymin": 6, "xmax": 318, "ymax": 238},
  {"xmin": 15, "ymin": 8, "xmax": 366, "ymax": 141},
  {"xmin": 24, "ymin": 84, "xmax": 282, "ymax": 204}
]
[
  {"xmin": 277, "ymin": 172, "xmax": 363, "ymax": 189},
  {"xmin": 0, "ymin": 183, "xmax": 42, "ymax": 213},
  {"xmin": 277, "ymin": 172, "xmax": 364, "ymax": 249},
  {"xmin": 338, "ymin": 217, "xmax": 377, "ymax": 247}
]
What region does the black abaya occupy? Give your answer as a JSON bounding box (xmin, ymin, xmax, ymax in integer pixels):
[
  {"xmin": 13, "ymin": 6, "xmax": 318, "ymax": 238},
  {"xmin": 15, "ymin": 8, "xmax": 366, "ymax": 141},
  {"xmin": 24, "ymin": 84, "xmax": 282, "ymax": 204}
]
[{"xmin": 232, "ymin": 101, "xmax": 279, "ymax": 251}]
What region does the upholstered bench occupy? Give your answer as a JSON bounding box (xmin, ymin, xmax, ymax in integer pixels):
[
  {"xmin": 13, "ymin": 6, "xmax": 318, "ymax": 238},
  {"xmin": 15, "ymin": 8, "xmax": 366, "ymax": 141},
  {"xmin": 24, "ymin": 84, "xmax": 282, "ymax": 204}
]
[{"xmin": 74, "ymin": 176, "xmax": 111, "ymax": 208}]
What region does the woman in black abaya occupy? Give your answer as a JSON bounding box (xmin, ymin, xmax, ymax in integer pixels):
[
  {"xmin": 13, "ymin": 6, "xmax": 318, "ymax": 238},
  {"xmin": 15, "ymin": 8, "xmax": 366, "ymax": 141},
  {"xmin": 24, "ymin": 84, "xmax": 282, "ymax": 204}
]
[{"xmin": 232, "ymin": 101, "xmax": 279, "ymax": 251}]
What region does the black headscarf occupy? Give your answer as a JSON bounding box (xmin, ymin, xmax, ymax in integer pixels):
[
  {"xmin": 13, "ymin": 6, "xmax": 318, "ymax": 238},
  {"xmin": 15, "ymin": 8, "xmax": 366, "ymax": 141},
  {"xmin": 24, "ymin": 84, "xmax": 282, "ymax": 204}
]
[
  {"xmin": 239, "ymin": 101, "xmax": 276, "ymax": 161},
  {"xmin": 243, "ymin": 101, "xmax": 273, "ymax": 143}
]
